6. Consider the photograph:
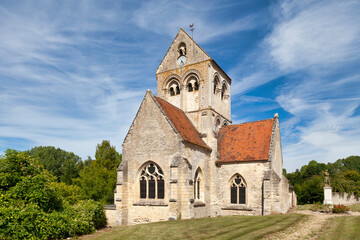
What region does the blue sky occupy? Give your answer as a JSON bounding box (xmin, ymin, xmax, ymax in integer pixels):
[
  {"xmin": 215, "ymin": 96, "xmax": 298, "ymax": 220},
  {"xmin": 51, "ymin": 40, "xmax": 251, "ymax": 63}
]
[{"xmin": 0, "ymin": 0, "xmax": 359, "ymax": 172}]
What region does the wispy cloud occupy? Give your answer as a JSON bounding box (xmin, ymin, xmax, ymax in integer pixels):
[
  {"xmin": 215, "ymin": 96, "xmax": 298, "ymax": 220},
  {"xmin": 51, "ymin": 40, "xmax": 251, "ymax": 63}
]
[
  {"xmin": 0, "ymin": 0, "xmax": 359, "ymax": 172},
  {"xmin": 133, "ymin": 0, "xmax": 259, "ymax": 43},
  {"xmin": 267, "ymin": 0, "xmax": 360, "ymax": 72},
  {"xmin": 0, "ymin": 1, "xmax": 153, "ymax": 158}
]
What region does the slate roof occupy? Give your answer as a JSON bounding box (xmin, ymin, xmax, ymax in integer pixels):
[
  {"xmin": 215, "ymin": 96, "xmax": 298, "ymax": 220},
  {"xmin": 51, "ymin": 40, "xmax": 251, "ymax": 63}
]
[
  {"xmin": 154, "ymin": 97, "xmax": 211, "ymax": 151},
  {"xmin": 217, "ymin": 119, "xmax": 274, "ymax": 163}
]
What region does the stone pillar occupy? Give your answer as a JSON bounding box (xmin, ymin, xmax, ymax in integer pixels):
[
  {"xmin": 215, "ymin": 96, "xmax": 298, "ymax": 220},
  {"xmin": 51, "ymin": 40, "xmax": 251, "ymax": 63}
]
[{"xmin": 323, "ymin": 187, "xmax": 332, "ymax": 204}]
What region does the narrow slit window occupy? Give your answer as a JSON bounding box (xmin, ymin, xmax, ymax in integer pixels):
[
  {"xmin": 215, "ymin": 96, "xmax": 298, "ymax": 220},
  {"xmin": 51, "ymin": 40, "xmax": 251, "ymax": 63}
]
[{"xmin": 194, "ymin": 169, "xmax": 202, "ymax": 200}]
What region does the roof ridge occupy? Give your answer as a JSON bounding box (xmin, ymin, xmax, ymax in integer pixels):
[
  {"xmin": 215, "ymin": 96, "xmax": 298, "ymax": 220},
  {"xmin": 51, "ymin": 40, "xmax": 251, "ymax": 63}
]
[
  {"xmin": 224, "ymin": 118, "xmax": 274, "ymax": 128},
  {"xmin": 154, "ymin": 96, "xmax": 211, "ymax": 151}
]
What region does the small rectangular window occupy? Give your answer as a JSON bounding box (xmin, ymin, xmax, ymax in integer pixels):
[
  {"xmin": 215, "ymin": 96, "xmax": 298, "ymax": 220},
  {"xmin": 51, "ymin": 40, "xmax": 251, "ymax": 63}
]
[
  {"xmin": 157, "ymin": 180, "xmax": 164, "ymax": 199},
  {"xmin": 231, "ymin": 186, "xmax": 237, "ymax": 204},
  {"xmin": 149, "ymin": 179, "xmax": 155, "ymax": 199},
  {"xmin": 140, "ymin": 179, "xmax": 146, "ymax": 199},
  {"xmin": 239, "ymin": 187, "xmax": 246, "ymax": 204}
]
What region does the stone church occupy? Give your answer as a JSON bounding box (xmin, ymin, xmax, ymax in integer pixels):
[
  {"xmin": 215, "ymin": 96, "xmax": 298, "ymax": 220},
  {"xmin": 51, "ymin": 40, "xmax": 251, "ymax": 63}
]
[{"xmin": 114, "ymin": 28, "xmax": 296, "ymax": 225}]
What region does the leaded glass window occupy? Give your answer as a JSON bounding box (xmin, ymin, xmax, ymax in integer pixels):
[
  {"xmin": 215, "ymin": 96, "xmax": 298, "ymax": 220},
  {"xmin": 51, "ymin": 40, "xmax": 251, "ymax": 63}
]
[
  {"xmin": 139, "ymin": 162, "xmax": 165, "ymax": 199},
  {"xmin": 230, "ymin": 174, "xmax": 246, "ymax": 204}
]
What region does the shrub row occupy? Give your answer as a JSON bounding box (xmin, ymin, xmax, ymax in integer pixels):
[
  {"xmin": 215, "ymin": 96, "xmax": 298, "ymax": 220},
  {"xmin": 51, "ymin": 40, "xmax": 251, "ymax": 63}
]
[{"xmin": 0, "ymin": 200, "xmax": 106, "ymax": 240}]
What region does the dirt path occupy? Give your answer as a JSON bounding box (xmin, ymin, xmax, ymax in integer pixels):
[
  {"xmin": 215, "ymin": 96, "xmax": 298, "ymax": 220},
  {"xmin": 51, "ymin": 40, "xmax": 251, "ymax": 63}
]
[{"xmin": 263, "ymin": 210, "xmax": 360, "ymax": 240}]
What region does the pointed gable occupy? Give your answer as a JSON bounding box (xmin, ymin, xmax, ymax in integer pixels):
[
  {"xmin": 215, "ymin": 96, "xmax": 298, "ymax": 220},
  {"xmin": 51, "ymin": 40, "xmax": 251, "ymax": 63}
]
[
  {"xmin": 217, "ymin": 119, "xmax": 274, "ymax": 163},
  {"xmin": 156, "ymin": 28, "xmax": 210, "ymax": 74},
  {"xmin": 154, "ymin": 96, "xmax": 210, "ymax": 151}
]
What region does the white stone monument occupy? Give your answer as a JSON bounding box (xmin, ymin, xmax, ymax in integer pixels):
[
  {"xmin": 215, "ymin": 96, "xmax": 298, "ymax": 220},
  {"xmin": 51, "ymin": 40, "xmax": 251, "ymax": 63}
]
[
  {"xmin": 323, "ymin": 170, "xmax": 332, "ymax": 204},
  {"xmin": 324, "ymin": 187, "xmax": 332, "ymax": 204}
]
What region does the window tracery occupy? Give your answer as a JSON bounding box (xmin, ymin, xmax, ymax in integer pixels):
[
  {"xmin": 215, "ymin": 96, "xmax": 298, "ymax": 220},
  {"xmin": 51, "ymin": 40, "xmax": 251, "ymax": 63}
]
[
  {"xmin": 139, "ymin": 162, "xmax": 164, "ymax": 199},
  {"xmin": 230, "ymin": 174, "xmax": 246, "ymax": 204}
]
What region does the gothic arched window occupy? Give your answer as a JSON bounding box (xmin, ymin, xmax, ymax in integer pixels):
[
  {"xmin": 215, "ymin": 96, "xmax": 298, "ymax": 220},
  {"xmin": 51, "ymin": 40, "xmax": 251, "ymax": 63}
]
[
  {"xmin": 215, "ymin": 117, "xmax": 221, "ymax": 133},
  {"xmin": 169, "ymin": 80, "xmax": 180, "ymax": 96},
  {"xmin": 194, "ymin": 169, "xmax": 202, "ymax": 200},
  {"xmin": 139, "ymin": 162, "xmax": 164, "ymax": 199},
  {"xmin": 186, "ymin": 75, "xmax": 199, "ymax": 92},
  {"xmin": 221, "ymin": 83, "xmax": 227, "ymax": 100},
  {"xmin": 214, "ymin": 75, "xmax": 220, "ymax": 94},
  {"xmin": 230, "ymin": 174, "xmax": 246, "ymax": 204}
]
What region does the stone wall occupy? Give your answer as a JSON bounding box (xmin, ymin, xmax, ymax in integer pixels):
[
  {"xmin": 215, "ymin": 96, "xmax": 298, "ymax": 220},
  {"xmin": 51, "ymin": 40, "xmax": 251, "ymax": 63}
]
[
  {"xmin": 117, "ymin": 92, "xmax": 212, "ymax": 225},
  {"xmin": 104, "ymin": 205, "xmax": 117, "ymax": 226},
  {"xmin": 117, "ymin": 92, "xmax": 183, "ymax": 225},
  {"xmin": 332, "ymin": 192, "xmax": 360, "ymax": 205},
  {"xmin": 217, "ymin": 161, "xmax": 270, "ymax": 216}
]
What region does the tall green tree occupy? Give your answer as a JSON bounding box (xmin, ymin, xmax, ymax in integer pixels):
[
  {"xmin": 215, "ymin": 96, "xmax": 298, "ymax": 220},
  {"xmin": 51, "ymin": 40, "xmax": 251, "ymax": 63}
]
[
  {"xmin": 75, "ymin": 140, "xmax": 121, "ymax": 204},
  {"xmin": 27, "ymin": 146, "xmax": 83, "ymax": 185}
]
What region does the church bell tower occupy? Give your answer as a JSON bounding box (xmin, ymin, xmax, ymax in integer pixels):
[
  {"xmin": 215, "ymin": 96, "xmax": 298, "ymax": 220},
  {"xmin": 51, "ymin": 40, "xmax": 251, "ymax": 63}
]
[{"xmin": 156, "ymin": 28, "xmax": 231, "ymax": 147}]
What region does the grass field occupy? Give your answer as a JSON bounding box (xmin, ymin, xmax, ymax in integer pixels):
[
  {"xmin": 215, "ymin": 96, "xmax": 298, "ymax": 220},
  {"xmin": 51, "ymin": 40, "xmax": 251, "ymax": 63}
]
[
  {"xmin": 84, "ymin": 214, "xmax": 306, "ymax": 240},
  {"xmin": 319, "ymin": 216, "xmax": 360, "ymax": 240},
  {"xmin": 349, "ymin": 203, "xmax": 360, "ymax": 212},
  {"xmin": 296, "ymin": 203, "xmax": 360, "ymax": 212}
]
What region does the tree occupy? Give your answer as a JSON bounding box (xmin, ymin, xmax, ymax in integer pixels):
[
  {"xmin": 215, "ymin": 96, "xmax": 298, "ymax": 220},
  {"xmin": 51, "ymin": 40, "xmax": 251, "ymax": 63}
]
[
  {"xmin": 27, "ymin": 146, "xmax": 83, "ymax": 185},
  {"xmin": 0, "ymin": 149, "xmax": 62, "ymax": 212},
  {"xmin": 75, "ymin": 140, "xmax": 121, "ymax": 204},
  {"xmin": 0, "ymin": 149, "xmax": 107, "ymax": 240},
  {"xmin": 286, "ymin": 156, "xmax": 360, "ymax": 204}
]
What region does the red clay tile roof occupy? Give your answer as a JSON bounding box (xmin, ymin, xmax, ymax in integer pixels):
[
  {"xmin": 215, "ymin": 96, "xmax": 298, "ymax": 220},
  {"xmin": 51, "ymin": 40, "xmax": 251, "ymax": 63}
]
[
  {"xmin": 155, "ymin": 97, "xmax": 211, "ymax": 150},
  {"xmin": 217, "ymin": 119, "xmax": 274, "ymax": 162}
]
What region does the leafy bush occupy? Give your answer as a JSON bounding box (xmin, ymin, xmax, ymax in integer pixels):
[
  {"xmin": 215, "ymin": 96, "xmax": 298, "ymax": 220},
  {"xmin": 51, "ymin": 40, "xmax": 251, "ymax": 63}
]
[
  {"xmin": 0, "ymin": 150, "xmax": 107, "ymax": 240},
  {"xmin": 0, "ymin": 200, "xmax": 107, "ymax": 239},
  {"xmin": 332, "ymin": 204, "xmax": 350, "ymax": 213}
]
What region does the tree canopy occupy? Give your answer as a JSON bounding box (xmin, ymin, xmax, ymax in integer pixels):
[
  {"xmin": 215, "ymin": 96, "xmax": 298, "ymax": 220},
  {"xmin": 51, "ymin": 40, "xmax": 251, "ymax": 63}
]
[
  {"xmin": 286, "ymin": 156, "xmax": 360, "ymax": 204},
  {"xmin": 74, "ymin": 140, "xmax": 122, "ymax": 204},
  {"xmin": 27, "ymin": 146, "xmax": 83, "ymax": 185},
  {"xmin": 0, "ymin": 149, "xmax": 106, "ymax": 239}
]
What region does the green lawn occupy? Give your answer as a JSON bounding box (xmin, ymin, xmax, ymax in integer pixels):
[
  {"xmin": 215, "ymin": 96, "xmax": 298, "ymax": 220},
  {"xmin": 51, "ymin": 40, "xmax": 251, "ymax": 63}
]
[
  {"xmin": 319, "ymin": 216, "xmax": 360, "ymax": 240},
  {"xmin": 85, "ymin": 214, "xmax": 306, "ymax": 240},
  {"xmin": 349, "ymin": 203, "xmax": 360, "ymax": 212}
]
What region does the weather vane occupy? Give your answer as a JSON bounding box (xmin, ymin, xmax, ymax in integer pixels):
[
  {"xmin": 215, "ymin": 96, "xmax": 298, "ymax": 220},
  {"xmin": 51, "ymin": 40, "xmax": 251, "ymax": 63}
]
[{"xmin": 189, "ymin": 23, "xmax": 194, "ymax": 39}]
